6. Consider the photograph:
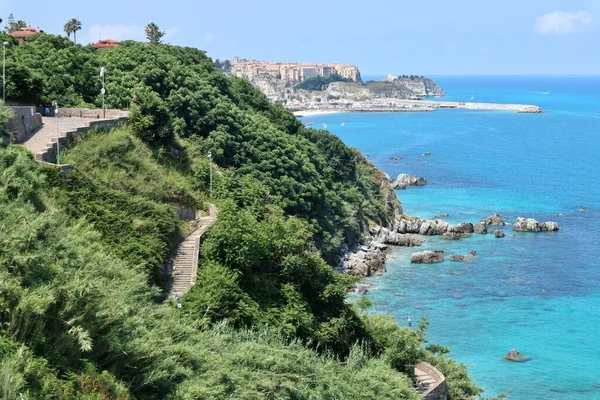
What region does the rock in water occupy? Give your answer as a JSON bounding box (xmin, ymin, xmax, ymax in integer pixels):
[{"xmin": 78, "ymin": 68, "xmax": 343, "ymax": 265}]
[
  {"xmin": 450, "ymin": 250, "xmax": 477, "ymax": 262},
  {"xmin": 504, "ymin": 349, "xmax": 531, "ymax": 362},
  {"xmin": 540, "ymin": 221, "xmax": 560, "ymax": 231},
  {"xmin": 393, "ymin": 173, "xmax": 427, "ymax": 187},
  {"xmin": 443, "ymin": 232, "xmax": 468, "ymax": 240},
  {"xmin": 513, "ymin": 217, "xmax": 560, "ymax": 232},
  {"xmin": 481, "ymin": 213, "xmax": 506, "ymax": 226},
  {"xmin": 495, "ymin": 230, "xmax": 505, "ymax": 238},
  {"xmin": 474, "ymin": 222, "xmax": 488, "ymax": 234},
  {"xmin": 512, "ymin": 217, "xmax": 541, "ymax": 232},
  {"xmin": 423, "ymin": 152, "xmax": 432, "ymax": 156},
  {"xmin": 410, "ymin": 250, "xmax": 444, "ymax": 264}
]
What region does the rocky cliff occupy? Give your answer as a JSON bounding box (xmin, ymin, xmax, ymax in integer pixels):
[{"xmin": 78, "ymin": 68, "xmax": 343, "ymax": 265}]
[{"xmin": 326, "ymin": 77, "xmax": 444, "ymax": 101}]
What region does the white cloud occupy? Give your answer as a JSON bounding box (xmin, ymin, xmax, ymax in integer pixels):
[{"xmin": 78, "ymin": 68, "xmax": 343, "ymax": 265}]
[
  {"xmin": 203, "ymin": 32, "xmax": 216, "ymax": 44},
  {"xmin": 535, "ymin": 10, "xmax": 594, "ymax": 36},
  {"xmin": 164, "ymin": 25, "xmax": 182, "ymax": 41},
  {"xmin": 82, "ymin": 24, "xmax": 144, "ymax": 44}
]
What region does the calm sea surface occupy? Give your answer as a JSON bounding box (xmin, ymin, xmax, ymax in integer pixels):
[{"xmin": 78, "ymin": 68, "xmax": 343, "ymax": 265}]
[{"xmin": 302, "ymin": 76, "xmax": 600, "ymax": 399}]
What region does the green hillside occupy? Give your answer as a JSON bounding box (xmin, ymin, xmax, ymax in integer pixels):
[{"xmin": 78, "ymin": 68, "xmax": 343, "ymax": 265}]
[{"xmin": 0, "ymin": 32, "xmax": 484, "ymax": 399}]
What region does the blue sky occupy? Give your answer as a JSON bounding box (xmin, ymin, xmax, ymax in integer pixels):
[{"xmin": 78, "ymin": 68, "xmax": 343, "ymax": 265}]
[{"xmin": 2, "ymin": 0, "xmax": 600, "ymax": 75}]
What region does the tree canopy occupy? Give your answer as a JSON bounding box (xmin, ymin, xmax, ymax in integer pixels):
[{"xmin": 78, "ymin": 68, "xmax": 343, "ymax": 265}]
[{"xmin": 145, "ymin": 22, "xmax": 165, "ymax": 45}]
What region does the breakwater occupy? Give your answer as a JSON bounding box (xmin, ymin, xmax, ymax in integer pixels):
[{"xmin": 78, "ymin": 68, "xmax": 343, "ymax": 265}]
[{"xmin": 292, "ymin": 99, "xmax": 543, "ymax": 115}]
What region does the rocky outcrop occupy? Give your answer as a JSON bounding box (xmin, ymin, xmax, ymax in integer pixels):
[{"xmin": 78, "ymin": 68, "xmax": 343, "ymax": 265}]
[
  {"xmin": 481, "ymin": 213, "xmax": 506, "ymax": 226},
  {"xmin": 540, "ymin": 221, "xmax": 560, "ymax": 231},
  {"xmin": 344, "ymin": 247, "xmax": 387, "ymax": 276},
  {"xmin": 443, "ymin": 232, "xmax": 467, "ymax": 240},
  {"xmin": 473, "ymin": 222, "xmax": 488, "ymax": 234},
  {"xmin": 450, "ymin": 250, "xmax": 476, "ymax": 262},
  {"xmin": 495, "ymin": 230, "xmax": 505, "ymax": 238},
  {"xmin": 392, "ymin": 173, "xmax": 427, "ymax": 189},
  {"xmin": 504, "ymin": 349, "xmax": 531, "ymax": 362},
  {"xmin": 512, "ymin": 217, "xmax": 560, "ymax": 232},
  {"xmin": 411, "ymin": 250, "xmax": 445, "ymax": 264},
  {"xmin": 381, "ymin": 231, "xmax": 423, "ymax": 247},
  {"xmin": 326, "ymin": 77, "xmax": 444, "ymax": 101}
]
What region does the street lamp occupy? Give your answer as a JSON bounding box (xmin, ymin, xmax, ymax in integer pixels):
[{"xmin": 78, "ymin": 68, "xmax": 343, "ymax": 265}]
[
  {"xmin": 208, "ymin": 151, "xmax": 213, "ymax": 200},
  {"xmin": 100, "ymin": 66, "xmax": 106, "ymax": 118},
  {"xmin": 52, "ymin": 100, "xmax": 60, "ymax": 165},
  {"xmin": 175, "ymin": 293, "xmax": 182, "ymax": 325},
  {"xmin": 3, "ymin": 42, "xmax": 8, "ymax": 104}
]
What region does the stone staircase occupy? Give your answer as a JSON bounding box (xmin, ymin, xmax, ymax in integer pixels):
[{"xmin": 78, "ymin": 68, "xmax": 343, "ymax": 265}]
[
  {"xmin": 169, "ymin": 205, "xmax": 217, "ymax": 298},
  {"xmin": 415, "ymin": 361, "xmax": 447, "ymax": 400},
  {"xmin": 21, "ymin": 116, "xmax": 127, "ymax": 164}
]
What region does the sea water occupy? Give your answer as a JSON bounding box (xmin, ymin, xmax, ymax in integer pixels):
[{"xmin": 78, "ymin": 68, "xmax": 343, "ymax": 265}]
[{"xmin": 303, "ymin": 76, "xmax": 600, "ymax": 399}]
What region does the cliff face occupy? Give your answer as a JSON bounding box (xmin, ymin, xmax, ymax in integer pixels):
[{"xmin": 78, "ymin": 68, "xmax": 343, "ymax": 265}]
[{"xmin": 326, "ymin": 77, "xmax": 444, "ymax": 101}]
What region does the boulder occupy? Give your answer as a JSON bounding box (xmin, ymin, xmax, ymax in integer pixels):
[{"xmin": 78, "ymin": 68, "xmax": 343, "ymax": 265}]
[
  {"xmin": 383, "ymin": 233, "xmax": 423, "ymax": 247},
  {"xmin": 410, "ymin": 250, "xmax": 445, "ymax": 264},
  {"xmin": 392, "ymin": 182, "xmax": 407, "ymax": 190},
  {"xmin": 512, "ymin": 217, "xmax": 541, "ymax": 232},
  {"xmin": 443, "ymin": 232, "xmax": 468, "ymax": 240},
  {"xmin": 420, "ymin": 219, "xmax": 450, "ymax": 235},
  {"xmin": 473, "ymin": 222, "xmax": 488, "ymax": 234},
  {"xmin": 481, "ymin": 213, "xmax": 506, "ymax": 226},
  {"xmin": 495, "ymin": 230, "xmax": 505, "ymax": 238},
  {"xmin": 450, "ymin": 250, "xmax": 477, "ymax": 262},
  {"xmin": 398, "ymin": 218, "xmax": 422, "ymax": 234},
  {"xmin": 423, "ymin": 152, "xmax": 432, "ymax": 156},
  {"xmin": 390, "ymin": 155, "xmax": 403, "ymax": 161},
  {"xmin": 393, "ymin": 173, "xmax": 427, "ymax": 187},
  {"xmin": 357, "ymin": 286, "xmax": 369, "ymax": 295},
  {"xmin": 540, "ymin": 221, "xmax": 560, "ymax": 231},
  {"xmin": 503, "ymin": 349, "xmax": 531, "ymax": 362}
]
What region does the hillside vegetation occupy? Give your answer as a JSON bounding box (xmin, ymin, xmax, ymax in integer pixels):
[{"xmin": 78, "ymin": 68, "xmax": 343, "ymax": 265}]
[{"xmin": 0, "ymin": 32, "xmax": 484, "ymax": 399}]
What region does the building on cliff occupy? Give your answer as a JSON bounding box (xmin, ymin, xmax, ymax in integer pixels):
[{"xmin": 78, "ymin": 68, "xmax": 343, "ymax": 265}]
[
  {"xmin": 230, "ymin": 57, "xmax": 360, "ymax": 83},
  {"xmin": 8, "ymin": 27, "xmax": 42, "ymax": 45}
]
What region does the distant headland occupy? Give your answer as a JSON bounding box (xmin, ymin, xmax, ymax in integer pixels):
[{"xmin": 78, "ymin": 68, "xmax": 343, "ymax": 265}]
[{"xmin": 216, "ymin": 57, "xmax": 543, "ymax": 114}]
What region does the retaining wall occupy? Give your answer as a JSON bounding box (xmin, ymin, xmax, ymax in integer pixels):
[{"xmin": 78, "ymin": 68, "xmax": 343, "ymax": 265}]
[
  {"xmin": 7, "ymin": 106, "xmax": 43, "ymax": 143},
  {"xmin": 57, "ymin": 108, "xmax": 129, "ymax": 119},
  {"xmin": 417, "ymin": 361, "xmax": 448, "ymax": 400}
]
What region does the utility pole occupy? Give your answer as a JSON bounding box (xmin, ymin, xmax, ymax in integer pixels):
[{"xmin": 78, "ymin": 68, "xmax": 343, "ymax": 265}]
[
  {"xmin": 208, "ymin": 151, "xmax": 213, "ymax": 200},
  {"xmin": 100, "ymin": 66, "xmax": 106, "ymax": 118},
  {"xmin": 52, "ymin": 100, "xmax": 60, "ymax": 165},
  {"xmin": 2, "ymin": 42, "xmax": 7, "ymax": 104}
]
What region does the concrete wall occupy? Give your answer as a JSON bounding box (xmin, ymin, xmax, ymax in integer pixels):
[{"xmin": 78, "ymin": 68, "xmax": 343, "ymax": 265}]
[
  {"xmin": 57, "ymin": 108, "xmax": 129, "ymax": 119},
  {"xmin": 417, "ymin": 361, "xmax": 448, "ymax": 400},
  {"xmin": 7, "ymin": 106, "xmax": 43, "ymax": 143}
]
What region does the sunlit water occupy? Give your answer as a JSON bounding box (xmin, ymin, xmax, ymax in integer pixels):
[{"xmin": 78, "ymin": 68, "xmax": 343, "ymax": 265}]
[{"xmin": 303, "ymin": 76, "xmax": 600, "ymax": 399}]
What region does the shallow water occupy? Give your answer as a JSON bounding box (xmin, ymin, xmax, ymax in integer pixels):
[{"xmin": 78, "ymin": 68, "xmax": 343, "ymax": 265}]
[{"xmin": 304, "ymin": 76, "xmax": 600, "ymax": 399}]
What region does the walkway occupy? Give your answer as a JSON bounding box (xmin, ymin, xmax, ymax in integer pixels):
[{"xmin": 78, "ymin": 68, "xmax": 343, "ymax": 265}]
[
  {"xmin": 415, "ymin": 361, "xmax": 447, "ymax": 400},
  {"xmin": 169, "ymin": 204, "xmax": 217, "ymax": 298},
  {"xmin": 22, "ymin": 116, "xmax": 124, "ymax": 163}
]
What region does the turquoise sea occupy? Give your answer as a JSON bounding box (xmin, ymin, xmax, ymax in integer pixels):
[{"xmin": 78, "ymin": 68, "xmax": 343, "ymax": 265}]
[{"xmin": 302, "ymin": 76, "xmax": 600, "ymax": 399}]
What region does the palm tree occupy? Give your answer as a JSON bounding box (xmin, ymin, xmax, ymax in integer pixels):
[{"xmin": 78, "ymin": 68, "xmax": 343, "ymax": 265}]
[{"xmin": 64, "ymin": 19, "xmax": 82, "ymax": 44}]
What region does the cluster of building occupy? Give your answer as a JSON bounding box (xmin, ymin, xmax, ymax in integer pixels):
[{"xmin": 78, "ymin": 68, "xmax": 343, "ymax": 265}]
[
  {"xmin": 8, "ymin": 26, "xmax": 119, "ymax": 48},
  {"xmin": 230, "ymin": 57, "xmax": 361, "ymax": 83}
]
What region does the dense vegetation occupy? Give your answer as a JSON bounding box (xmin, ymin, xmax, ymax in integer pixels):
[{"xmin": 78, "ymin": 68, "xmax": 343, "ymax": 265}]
[
  {"xmin": 296, "ymin": 73, "xmax": 355, "ymax": 91},
  {"xmin": 0, "ymin": 31, "xmax": 488, "ymax": 399}
]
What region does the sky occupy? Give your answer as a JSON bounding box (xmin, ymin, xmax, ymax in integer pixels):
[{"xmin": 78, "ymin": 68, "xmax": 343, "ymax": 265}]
[{"xmin": 2, "ymin": 0, "xmax": 600, "ymax": 75}]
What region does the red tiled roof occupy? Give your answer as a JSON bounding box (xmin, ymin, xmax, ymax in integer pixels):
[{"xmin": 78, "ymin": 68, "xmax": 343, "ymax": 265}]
[
  {"xmin": 8, "ymin": 27, "xmax": 41, "ymax": 39},
  {"xmin": 93, "ymin": 39, "xmax": 120, "ymax": 49}
]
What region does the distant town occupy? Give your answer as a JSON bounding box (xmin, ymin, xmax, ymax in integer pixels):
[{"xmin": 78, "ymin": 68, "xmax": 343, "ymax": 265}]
[{"xmin": 229, "ymin": 57, "xmax": 361, "ymax": 83}]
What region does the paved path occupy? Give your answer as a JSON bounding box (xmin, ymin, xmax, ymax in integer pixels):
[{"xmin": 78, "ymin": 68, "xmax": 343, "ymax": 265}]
[
  {"xmin": 169, "ymin": 204, "xmax": 217, "ymax": 298},
  {"xmin": 22, "ymin": 117, "xmax": 112, "ymax": 161}
]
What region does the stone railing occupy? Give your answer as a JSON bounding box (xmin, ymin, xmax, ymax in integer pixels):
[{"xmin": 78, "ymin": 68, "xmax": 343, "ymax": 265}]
[
  {"xmin": 7, "ymin": 106, "xmax": 43, "ymax": 143},
  {"xmin": 57, "ymin": 107, "xmax": 129, "ymax": 119},
  {"xmin": 416, "ymin": 360, "xmax": 448, "ymax": 400}
]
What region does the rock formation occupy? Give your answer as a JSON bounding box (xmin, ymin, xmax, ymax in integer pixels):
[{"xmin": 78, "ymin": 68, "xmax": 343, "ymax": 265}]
[
  {"xmin": 503, "ymin": 349, "xmax": 531, "ymax": 362},
  {"xmin": 392, "ymin": 173, "xmax": 427, "ymax": 189},
  {"xmin": 495, "ymin": 230, "xmax": 505, "ymax": 238},
  {"xmin": 450, "ymin": 250, "xmax": 477, "ymax": 262},
  {"xmin": 473, "ymin": 222, "xmax": 488, "ymax": 234},
  {"xmin": 410, "ymin": 250, "xmax": 444, "ymax": 264},
  {"xmin": 481, "ymin": 213, "xmax": 506, "ymax": 226},
  {"xmin": 512, "ymin": 217, "xmax": 560, "ymax": 232},
  {"xmin": 443, "ymin": 232, "xmax": 468, "ymax": 240}
]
